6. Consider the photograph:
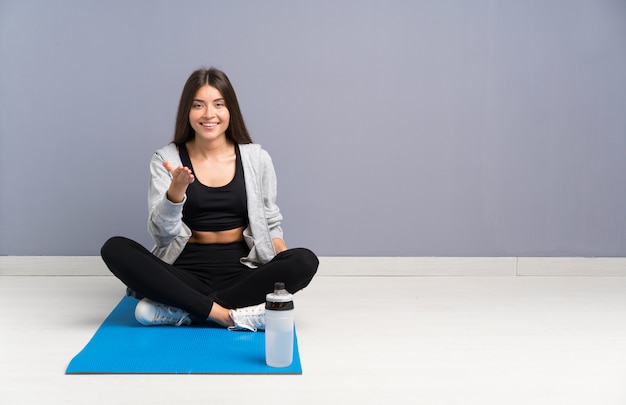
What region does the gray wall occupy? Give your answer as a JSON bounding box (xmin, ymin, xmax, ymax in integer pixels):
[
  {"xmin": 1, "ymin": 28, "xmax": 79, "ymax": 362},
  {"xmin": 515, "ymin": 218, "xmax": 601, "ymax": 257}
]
[{"xmin": 1, "ymin": 0, "xmax": 625, "ymax": 257}]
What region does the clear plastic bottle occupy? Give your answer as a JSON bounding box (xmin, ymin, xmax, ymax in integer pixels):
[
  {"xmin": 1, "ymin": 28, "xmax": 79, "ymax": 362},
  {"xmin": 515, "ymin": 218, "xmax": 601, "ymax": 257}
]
[{"xmin": 265, "ymin": 282, "xmax": 294, "ymax": 368}]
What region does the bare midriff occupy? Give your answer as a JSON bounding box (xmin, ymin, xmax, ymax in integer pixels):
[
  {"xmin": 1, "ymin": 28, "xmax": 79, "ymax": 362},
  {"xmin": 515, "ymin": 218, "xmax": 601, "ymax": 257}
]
[{"xmin": 188, "ymin": 226, "xmax": 246, "ymax": 244}]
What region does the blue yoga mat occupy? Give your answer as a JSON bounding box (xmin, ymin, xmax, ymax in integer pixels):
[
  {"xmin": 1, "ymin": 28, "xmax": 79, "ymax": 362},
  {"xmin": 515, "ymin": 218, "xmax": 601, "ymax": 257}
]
[{"xmin": 66, "ymin": 296, "xmax": 302, "ymax": 374}]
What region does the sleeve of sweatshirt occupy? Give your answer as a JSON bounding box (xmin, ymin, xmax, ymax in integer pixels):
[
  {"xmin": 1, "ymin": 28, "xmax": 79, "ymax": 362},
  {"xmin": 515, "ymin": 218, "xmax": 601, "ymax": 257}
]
[
  {"xmin": 259, "ymin": 149, "xmax": 284, "ymax": 241},
  {"xmin": 147, "ymin": 151, "xmax": 186, "ymax": 247}
]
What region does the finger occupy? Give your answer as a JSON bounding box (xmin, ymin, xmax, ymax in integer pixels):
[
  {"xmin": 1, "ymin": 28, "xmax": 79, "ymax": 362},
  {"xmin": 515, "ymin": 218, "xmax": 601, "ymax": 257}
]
[
  {"xmin": 163, "ymin": 160, "xmax": 175, "ymax": 173},
  {"xmin": 176, "ymin": 167, "xmax": 192, "ymax": 178},
  {"xmin": 173, "ymin": 167, "xmax": 194, "ymax": 183}
]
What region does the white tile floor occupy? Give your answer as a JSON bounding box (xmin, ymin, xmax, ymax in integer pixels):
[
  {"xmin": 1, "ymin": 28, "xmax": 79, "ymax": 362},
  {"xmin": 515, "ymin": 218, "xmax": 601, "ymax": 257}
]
[{"xmin": 1, "ymin": 273, "xmax": 626, "ymax": 405}]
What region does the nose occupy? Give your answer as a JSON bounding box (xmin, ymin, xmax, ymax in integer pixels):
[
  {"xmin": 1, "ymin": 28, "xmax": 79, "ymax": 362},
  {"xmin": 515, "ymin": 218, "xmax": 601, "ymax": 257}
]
[{"xmin": 203, "ymin": 105, "xmax": 215, "ymax": 118}]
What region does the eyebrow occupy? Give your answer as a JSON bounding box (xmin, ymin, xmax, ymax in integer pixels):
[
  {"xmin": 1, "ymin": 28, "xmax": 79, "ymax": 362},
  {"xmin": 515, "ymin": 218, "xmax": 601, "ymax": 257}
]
[{"xmin": 193, "ymin": 98, "xmax": 225, "ymax": 103}]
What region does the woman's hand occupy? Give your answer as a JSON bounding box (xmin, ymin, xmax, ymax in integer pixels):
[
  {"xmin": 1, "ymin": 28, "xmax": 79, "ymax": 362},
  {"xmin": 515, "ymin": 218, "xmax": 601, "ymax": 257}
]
[
  {"xmin": 163, "ymin": 160, "xmax": 194, "ymax": 203},
  {"xmin": 272, "ymin": 238, "xmax": 288, "ymax": 254}
]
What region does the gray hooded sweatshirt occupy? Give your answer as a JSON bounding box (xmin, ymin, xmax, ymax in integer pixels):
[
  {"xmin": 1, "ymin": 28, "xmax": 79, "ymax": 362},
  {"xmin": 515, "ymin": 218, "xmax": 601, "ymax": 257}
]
[{"xmin": 147, "ymin": 143, "xmax": 283, "ymax": 268}]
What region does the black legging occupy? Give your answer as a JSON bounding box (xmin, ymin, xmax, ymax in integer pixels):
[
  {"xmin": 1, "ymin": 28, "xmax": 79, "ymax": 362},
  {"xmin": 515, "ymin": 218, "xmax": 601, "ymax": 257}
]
[{"xmin": 100, "ymin": 236, "xmax": 318, "ymax": 321}]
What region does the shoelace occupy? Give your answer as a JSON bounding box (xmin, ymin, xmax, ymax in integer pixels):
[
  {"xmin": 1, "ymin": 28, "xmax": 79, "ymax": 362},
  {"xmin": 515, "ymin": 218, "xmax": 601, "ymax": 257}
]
[
  {"xmin": 155, "ymin": 306, "xmax": 188, "ymax": 326},
  {"xmin": 233, "ymin": 305, "xmax": 265, "ymax": 329},
  {"xmin": 243, "ymin": 313, "xmax": 264, "ymax": 328}
]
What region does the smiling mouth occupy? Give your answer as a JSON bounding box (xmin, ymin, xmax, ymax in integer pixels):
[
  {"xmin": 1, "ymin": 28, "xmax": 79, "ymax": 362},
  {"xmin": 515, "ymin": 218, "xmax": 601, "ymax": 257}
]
[{"xmin": 201, "ymin": 122, "xmax": 218, "ymax": 128}]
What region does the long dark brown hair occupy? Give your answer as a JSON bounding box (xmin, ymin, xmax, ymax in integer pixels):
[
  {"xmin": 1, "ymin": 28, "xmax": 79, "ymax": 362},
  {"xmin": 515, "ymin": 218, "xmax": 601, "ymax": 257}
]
[{"xmin": 173, "ymin": 68, "xmax": 252, "ymax": 145}]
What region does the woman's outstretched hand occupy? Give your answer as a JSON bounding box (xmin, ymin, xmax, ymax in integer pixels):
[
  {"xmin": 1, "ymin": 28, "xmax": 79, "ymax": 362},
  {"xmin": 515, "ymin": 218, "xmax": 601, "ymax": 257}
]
[{"xmin": 163, "ymin": 160, "xmax": 194, "ymax": 203}]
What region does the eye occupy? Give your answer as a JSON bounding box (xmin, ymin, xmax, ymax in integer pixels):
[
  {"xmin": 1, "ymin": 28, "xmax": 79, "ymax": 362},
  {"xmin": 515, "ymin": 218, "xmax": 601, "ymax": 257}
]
[
  {"xmin": 192, "ymin": 103, "xmax": 203, "ymax": 109},
  {"xmin": 215, "ymin": 102, "xmax": 225, "ymax": 108}
]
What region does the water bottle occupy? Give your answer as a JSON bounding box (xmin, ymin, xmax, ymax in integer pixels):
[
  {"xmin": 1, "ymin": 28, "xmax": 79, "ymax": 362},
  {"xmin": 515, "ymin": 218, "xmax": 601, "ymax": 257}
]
[{"xmin": 265, "ymin": 282, "xmax": 294, "ymax": 368}]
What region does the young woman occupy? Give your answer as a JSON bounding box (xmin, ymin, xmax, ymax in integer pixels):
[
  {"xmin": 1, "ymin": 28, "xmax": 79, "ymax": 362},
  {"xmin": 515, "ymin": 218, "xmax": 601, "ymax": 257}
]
[{"xmin": 101, "ymin": 68, "xmax": 318, "ymax": 331}]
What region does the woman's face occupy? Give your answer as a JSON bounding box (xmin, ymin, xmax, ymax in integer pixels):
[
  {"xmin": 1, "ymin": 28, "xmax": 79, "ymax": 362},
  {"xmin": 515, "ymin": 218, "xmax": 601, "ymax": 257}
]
[{"xmin": 188, "ymin": 85, "xmax": 230, "ymax": 142}]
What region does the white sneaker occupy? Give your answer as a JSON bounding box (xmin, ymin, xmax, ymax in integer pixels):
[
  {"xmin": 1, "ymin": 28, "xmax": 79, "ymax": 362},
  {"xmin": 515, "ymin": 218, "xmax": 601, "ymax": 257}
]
[
  {"xmin": 135, "ymin": 298, "xmax": 192, "ymax": 326},
  {"xmin": 228, "ymin": 303, "xmax": 266, "ymax": 332}
]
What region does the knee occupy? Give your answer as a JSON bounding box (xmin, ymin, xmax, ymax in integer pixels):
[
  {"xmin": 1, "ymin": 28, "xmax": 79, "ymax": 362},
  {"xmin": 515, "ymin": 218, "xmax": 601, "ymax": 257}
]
[
  {"xmin": 100, "ymin": 236, "xmax": 130, "ymax": 261},
  {"xmin": 290, "ymin": 248, "xmax": 319, "ymax": 279}
]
